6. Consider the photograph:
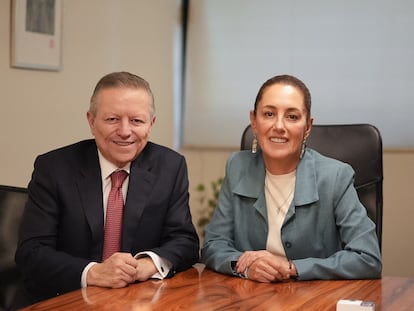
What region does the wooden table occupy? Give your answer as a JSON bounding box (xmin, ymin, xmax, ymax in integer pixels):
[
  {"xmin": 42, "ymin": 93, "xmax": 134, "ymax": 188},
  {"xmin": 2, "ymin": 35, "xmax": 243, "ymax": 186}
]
[{"xmin": 20, "ymin": 264, "xmax": 414, "ymax": 310}]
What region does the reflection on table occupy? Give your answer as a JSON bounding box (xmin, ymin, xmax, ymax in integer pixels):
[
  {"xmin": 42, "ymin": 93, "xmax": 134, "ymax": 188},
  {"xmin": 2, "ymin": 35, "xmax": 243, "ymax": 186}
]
[{"xmin": 20, "ymin": 263, "xmax": 414, "ymax": 310}]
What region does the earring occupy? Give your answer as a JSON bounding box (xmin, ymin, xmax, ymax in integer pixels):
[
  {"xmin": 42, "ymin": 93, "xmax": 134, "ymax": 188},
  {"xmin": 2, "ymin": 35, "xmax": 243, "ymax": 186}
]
[
  {"xmin": 252, "ymin": 135, "xmax": 258, "ymax": 154},
  {"xmin": 300, "ymin": 139, "xmax": 306, "ymax": 159}
]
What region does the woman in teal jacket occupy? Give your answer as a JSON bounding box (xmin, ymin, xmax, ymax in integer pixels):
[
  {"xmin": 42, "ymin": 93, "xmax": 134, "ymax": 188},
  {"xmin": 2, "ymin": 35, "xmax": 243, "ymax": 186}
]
[{"xmin": 201, "ymin": 75, "xmax": 381, "ymax": 282}]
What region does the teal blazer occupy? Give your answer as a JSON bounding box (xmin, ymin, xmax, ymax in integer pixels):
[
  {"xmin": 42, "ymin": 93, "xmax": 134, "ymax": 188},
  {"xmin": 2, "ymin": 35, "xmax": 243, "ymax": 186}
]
[{"xmin": 201, "ymin": 148, "xmax": 382, "ymax": 280}]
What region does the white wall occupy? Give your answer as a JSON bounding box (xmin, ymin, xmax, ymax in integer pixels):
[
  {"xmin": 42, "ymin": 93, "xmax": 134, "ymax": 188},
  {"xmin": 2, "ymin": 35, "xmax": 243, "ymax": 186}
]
[
  {"xmin": 0, "ymin": 0, "xmax": 180, "ymax": 187},
  {"xmin": 381, "ymin": 151, "xmax": 414, "ymax": 277},
  {"xmin": 184, "ymin": 0, "xmax": 414, "ymax": 149}
]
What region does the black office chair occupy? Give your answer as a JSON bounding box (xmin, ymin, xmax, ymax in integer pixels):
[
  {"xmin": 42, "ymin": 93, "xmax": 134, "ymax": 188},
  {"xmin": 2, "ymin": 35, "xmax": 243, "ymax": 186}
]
[
  {"xmin": 240, "ymin": 124, "xmax": 383, "ymax": 248},
  {"xmin": 0, "ymin": 185, "xmax": 28, "ymax": 311}
]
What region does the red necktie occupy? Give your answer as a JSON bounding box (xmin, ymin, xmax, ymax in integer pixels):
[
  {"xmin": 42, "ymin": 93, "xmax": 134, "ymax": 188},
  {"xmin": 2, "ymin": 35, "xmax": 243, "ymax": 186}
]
[{"xmin": 102, "ymin": 170, "xmax": 128, "ymax": 261}]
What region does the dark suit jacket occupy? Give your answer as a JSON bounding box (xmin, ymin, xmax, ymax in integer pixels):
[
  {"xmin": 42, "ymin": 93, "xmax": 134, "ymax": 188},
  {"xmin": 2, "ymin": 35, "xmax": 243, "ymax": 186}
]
[{"xmin": 14, "ymin": 140, "xmax": 199, "ymax": 307}]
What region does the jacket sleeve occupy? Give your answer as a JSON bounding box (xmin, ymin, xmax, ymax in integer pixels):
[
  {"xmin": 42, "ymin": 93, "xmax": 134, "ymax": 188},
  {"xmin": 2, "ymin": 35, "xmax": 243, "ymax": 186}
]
[
  {"xmin": 290, "ymin": 164, "xmax": 382, "ymax": 280},
  {"xmin": 148, "ymin": 155, "xmax": 200, "ymax": 275},
  {"xmin": 201, "ymin": 154, "xmax": 243, "ymax": 275},
  {"xmin": 15, "ymin": 154, "xmax": 90, "ymax": 300}
]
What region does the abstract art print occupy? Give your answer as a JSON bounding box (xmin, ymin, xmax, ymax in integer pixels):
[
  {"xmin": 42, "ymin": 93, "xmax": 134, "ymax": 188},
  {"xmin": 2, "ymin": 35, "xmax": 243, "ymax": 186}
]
[{"xmin": 11, "ymin": 0, "xmax": 62, "ymax": 71}]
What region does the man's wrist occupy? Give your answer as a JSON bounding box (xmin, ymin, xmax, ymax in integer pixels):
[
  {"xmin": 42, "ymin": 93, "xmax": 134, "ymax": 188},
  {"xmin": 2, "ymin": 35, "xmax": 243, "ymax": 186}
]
[
  {"xmin": 82, "ymin": 262, "xmax": 98, "ymax": 287},
  {"xmin": 135, "ymin": 251, "xmax": 171, "ymax": 279}
]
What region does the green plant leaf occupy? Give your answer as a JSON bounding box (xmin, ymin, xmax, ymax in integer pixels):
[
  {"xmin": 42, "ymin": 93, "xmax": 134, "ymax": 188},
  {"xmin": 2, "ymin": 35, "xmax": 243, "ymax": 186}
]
[{"xmin": 196, "ymin": 177, "xmax": 223, "ymax": 237}]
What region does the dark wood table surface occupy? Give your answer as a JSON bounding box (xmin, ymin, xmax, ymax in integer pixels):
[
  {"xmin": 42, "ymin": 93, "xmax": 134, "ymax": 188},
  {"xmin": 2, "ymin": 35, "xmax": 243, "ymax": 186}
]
[{"xmin": 19, "ymin": 264, "xmax": 414, "ymax": 310}]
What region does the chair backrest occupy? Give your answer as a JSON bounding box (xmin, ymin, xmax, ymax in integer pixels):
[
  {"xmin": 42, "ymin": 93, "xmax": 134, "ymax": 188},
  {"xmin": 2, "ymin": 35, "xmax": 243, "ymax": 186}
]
[
  {"xmin": 240, "ymin": 124, "xmax": 383, "ymax": 248},
  {"xmin": 0, "ymin": 185, "xmax": 27, "ymax": 311}
]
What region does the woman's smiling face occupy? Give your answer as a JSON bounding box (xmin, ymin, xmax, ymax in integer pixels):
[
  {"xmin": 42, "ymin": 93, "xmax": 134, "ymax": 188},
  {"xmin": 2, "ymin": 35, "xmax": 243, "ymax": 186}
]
[{"xmin": 250, "ymin": 83, "xmax": 313, "ymax": 174}]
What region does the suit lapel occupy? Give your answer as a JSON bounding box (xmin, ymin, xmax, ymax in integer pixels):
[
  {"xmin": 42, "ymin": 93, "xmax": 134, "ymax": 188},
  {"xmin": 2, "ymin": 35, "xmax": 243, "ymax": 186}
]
[
  {"xmin": 233, "ymin": 151, "xmax": 268, "ymax": 221},
  {"xmin": 122, "ymin": 145, "xmax": 157, "ymax": 253},
  {"xmin": 77, "ymin": 143, "xmax": 104, "ymax": 259}
]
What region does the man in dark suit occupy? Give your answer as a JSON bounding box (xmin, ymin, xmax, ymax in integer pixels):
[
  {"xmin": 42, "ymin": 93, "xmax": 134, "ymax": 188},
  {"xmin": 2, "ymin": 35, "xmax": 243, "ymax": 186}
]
[{"xmin": 14, "ymin": 72, "xmax": 200, "ymax": 308}]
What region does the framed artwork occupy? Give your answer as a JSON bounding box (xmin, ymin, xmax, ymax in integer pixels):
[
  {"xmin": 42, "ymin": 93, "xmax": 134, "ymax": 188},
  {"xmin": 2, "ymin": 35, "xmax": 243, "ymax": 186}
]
[{"xmin": 10, "ymin": 0, "xmax": 62, "ymax": 71}]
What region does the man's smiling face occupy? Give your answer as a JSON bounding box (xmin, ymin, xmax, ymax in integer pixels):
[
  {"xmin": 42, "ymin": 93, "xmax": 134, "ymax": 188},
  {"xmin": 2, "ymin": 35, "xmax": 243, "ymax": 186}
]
[{"xmin": 87, "ymin": 87, "xmax": 155, "ymax": 167}]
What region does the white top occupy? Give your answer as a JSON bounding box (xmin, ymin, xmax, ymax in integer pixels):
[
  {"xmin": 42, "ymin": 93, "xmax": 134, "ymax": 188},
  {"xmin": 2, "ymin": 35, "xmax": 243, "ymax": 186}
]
[{"xmin": 265, "ymin": 170, "xmax": 296, "ymax": 256}]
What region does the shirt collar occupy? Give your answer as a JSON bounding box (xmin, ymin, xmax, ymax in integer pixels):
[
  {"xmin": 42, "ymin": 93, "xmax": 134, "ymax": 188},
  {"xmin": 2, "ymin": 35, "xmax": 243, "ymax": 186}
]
[{"xmin": 97, "ymin": 150, "xmax": 131, "ymax": 180}]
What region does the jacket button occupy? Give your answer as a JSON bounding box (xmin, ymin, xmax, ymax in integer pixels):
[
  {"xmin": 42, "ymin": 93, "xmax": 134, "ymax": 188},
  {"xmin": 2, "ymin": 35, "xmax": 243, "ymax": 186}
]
[{"xmin": 285, "ymin": 242, "xmax": 292, "ymax": 248}]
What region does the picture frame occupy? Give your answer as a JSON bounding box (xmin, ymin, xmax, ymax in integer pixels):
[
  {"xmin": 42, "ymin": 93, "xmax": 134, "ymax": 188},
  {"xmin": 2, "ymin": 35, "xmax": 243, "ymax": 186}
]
[{"xmin": 10, "ymin": 0, "xmax": 62, "ymax": 71}]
